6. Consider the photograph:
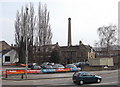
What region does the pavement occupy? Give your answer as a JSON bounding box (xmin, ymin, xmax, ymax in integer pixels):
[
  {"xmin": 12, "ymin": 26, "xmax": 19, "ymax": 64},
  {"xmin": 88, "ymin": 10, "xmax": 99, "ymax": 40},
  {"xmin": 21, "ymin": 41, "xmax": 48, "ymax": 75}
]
[{"xmin": 2, "ymin": 69, "xmax": 118, "ymax": 81}]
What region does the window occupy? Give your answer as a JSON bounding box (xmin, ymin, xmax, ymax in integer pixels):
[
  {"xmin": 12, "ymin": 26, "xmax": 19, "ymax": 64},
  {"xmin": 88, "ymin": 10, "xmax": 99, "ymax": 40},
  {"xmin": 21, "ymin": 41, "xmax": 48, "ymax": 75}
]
[{"xmin": 5, "ymin": 56, "xmax": 10, "ymax": 62}]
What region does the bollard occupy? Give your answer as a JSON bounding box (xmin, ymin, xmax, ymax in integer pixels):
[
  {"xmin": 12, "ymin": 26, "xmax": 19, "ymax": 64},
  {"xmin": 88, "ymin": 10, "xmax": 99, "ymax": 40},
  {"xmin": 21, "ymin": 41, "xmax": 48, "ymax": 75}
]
[
  {"xmin": 21, "ymin": 74, "xmax": 24, "ymax": 79},
  {"xmin": 5, "ymin": 73, "xmax": 7, "ymax": 78},
  {"xmin": 5, "ymin": 70, "xmax": 8, "ymax": 78}
]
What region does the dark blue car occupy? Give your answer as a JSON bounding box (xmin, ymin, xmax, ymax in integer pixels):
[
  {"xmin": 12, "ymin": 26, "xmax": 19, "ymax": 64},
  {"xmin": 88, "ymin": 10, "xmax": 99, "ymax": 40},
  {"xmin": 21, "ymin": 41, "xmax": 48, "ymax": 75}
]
[{"xmin": 72, "ymin": 72, "xmax": 102, "ymax": 85}]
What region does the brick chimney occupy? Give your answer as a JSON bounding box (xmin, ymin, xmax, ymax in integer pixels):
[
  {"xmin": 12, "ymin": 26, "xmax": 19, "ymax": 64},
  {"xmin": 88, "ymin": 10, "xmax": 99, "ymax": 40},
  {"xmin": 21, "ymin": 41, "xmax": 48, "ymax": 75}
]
[{"xmin": 68, "ymin": 18, "xmax": 72, "ymax": 46}]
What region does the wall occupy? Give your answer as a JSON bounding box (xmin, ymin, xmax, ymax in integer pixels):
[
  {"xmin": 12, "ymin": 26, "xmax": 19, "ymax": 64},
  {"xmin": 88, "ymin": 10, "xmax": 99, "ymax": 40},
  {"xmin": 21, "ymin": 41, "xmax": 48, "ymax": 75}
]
[
  {"xmin": 88, "ymin": 57, "xmax": 114, "ymax": 66},
  {"xmin": 88, "ymin": 58, "xmax": 100, "ymax": 66},
  {"xmin": 82, "ymin": 65, "xmax": 116, "ymax": 71}
]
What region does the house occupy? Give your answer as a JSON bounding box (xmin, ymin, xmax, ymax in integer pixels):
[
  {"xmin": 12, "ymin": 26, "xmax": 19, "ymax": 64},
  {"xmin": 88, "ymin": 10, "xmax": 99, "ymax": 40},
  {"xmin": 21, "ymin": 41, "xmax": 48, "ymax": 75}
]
[
  {"xmin": 0, "ymin": 41, "xmax": 18, "ymax": 65},
  {"xmin": 2, "ymin": 48, "xmax": 18, "ymax": 65}
]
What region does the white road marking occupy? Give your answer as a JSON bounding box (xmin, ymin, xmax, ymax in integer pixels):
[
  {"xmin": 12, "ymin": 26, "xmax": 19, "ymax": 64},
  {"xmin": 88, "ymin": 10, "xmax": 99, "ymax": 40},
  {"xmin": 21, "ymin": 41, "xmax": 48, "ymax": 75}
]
[
  {"xmin": 104, "ymin": 77, "xmax": 118, "ymax": 79},
  {"xmin": 90, "ymin": 81, "xmax": 118, "ymax": 85}
]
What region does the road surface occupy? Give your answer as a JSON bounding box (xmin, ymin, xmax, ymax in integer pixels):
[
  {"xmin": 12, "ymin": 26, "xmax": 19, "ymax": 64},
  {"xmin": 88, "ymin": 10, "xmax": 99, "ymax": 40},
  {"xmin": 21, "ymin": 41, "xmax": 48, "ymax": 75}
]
[{"xmin": 2, "ymin": 70, "xmax": 119, "ymax": 87}]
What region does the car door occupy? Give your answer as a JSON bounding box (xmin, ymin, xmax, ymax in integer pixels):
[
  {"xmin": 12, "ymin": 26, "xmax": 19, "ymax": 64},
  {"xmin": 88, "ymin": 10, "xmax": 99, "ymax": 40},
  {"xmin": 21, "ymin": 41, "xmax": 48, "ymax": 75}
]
[
  {"xmin": 81, "ymin": 73, "xmax": 90, "ymax": 83},
  {"xmin": 86, "ymin": 73, "xmax": 96, "ymax": 83},
  {"xmin": 82, "ymin": 73, "xmax": 95, "ymax": 83},
  {"xmin": 89, "ymin": 74, "xmax": 96, "ymax": 82}
]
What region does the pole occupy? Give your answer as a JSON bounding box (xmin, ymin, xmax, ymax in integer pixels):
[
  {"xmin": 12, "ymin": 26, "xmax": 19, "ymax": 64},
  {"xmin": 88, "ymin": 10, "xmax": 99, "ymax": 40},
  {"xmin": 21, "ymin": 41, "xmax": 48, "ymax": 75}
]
[
  {"xmin": 25, "ymin": 35, "xmax": 28, "ymax": 78},
  {"xmin": 25, "ymin": 7, "xmax": 29, "ymax": 79}
]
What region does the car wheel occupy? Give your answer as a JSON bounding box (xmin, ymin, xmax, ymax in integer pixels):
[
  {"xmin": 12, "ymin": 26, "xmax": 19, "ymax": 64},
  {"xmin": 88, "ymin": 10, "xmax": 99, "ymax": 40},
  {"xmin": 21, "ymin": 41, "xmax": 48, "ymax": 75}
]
[
  {"xmin": 97, "ymin": 79, "xmax": 101, "ymax": 83},
  {"xmin": 79, "ymin": 80, "xmax": 84, "ymax": 85},
  {"xmin": 73, "ymin": 80, "xmax": 76, "ymax": 83}
]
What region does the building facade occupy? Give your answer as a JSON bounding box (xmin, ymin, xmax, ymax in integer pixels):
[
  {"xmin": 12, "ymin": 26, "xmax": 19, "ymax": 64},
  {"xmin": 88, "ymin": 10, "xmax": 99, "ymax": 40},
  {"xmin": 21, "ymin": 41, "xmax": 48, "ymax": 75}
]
[
  {"xmin": 60, "ymin": 41, "xmax": 95, "ymax": 64},
  {"xmin": 94, "ymin": 45, "xmax": 120, "ymax": 65},
  {"xmin": 31, "ymin": 41, "xmax": 95, "ymax": 64},
  {"xmin": 32, "ymin": 43, "xmax": 60, "ymax": 64}
]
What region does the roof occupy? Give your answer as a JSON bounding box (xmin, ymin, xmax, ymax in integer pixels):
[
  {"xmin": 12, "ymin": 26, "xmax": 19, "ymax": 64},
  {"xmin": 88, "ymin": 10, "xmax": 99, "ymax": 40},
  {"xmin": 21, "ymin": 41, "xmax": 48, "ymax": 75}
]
[
  {"xmin": 94, "ymin": 45, "xmax": 120, "ymax": 51},
  {"xmin": 60, "ymin": 45, "xmax": 79, "ymax": 48},
  {"xmin": 0, "ymin": 40, "xmax": 11, "ymax": 51},
  {"xmin": 2, "ymin": 49, "xmax": 12, "ymax": 55},
  {"xmin": 60, "ymin": 45, "xmax": 92, "ymax": 50},
  {"xmin": 110, "ymin": 45, "xmax": 120, "ymax": 50},
  {"xmin": 76, "ymin": 71, "xmax": 91, "ymax": 74}
]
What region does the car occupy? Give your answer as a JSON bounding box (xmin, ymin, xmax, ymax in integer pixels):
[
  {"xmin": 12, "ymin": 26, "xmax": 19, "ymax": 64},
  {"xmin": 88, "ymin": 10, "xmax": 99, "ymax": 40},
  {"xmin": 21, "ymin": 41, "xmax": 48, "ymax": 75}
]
[
  {"xmin": 47, "ymin": 63, "xmax": 54, "ymax": 66},
  {"xmin": 72, "ymin": 72, "xmax": 102, "ymax": 85},
  {"xmin": 28, "ymin": 63, "xmax": 37, "ymax": 68},
  {"xmin": 73, "ymin": 62, "xmax": 89, "ymax": 67},
  {"xmin": 31, "ymin": 65, "xmax": 41, "ymax": 70},
  {"xmin": 41, "ymin": 62, "xmax": 49, "ymax": 68},
  {"xmin": 52, "ymin": 64, "xmax": 65, "ymax": 69},
  {"xmin": 45, "ymin": 65, "xmax": 53, "ymax": 69},
  {"xmin": 65, "ymin": 64, "xmax": 77, "ymax": 68}
]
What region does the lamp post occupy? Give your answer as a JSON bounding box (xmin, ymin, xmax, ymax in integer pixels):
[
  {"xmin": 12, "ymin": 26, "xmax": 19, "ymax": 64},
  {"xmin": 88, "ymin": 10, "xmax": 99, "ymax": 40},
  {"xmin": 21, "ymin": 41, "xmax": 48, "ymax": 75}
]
[{"xmin": 25, "ymin": 7, "xmax": 29, "ymax": 78}]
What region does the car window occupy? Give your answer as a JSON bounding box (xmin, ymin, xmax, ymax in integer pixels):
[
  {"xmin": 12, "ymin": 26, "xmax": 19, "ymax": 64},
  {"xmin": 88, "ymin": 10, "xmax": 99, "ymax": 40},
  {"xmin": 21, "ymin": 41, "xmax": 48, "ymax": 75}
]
[
  {"xmin": 82, "ymin": 72, "xmax": 95, "ymax": 76},
  {"xmin": 74, "ymin": 72, "xmax": 79, "ymax": 76},
  {"xmin": 81, "ymin": 73, "xmax": 87, "ymax": 76},
  {"xmin": 81, "ymin": 72, "xmax": 89, "ymax": 76}
]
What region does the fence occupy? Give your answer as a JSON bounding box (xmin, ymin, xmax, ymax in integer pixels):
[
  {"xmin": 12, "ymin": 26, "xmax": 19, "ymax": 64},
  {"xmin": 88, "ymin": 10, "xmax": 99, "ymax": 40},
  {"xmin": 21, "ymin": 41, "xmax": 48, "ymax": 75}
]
[{"xmin": 2, "ymin": 67, "xmax": 81, "ymax": 79}]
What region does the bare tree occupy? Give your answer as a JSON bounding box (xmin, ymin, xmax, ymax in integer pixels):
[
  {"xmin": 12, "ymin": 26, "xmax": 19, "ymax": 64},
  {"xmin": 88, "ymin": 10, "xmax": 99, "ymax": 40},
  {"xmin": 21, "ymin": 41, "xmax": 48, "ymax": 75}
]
[
  {"xmin": 15, "ymin": 2, "xmax": 52, "ymax": 63},
  {"xmin": 15, "ymin": 4, "xmax": 36, "ymax": 63},
  {"xmin": 97, "ymin": 24, "xmax": 117, "ymax": 56},
  {"xmin": 34, "ymin": 3, "xmax": 52, "ymax": 62},
  {"xmin": 34, "ymin": 3, "xmax": 52, "ymax": 46},
  {"xmin": 27, "ymin": 3, "xmax": 36, "ymax": 63}
]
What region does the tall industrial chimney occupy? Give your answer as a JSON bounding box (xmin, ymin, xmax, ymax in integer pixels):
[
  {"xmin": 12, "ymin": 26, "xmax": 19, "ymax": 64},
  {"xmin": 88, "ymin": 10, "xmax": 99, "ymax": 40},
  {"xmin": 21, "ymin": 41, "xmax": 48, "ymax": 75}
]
[{"xmin": 68, "ymin": 18, "xmax": 72, "ymax": 46}]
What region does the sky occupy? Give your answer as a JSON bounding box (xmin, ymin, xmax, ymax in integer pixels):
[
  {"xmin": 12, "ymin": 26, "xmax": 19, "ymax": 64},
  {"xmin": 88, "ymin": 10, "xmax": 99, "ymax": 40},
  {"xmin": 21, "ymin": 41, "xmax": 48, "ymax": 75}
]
[{"xmin": 0, "ymin": 0, "xmax": 119, "ymax": 46}]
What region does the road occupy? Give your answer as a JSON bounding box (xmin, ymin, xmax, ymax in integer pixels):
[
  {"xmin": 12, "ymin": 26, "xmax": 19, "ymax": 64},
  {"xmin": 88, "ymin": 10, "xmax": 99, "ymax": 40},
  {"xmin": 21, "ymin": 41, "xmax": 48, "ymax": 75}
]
[{"xmin": 2, "ymin": 70, "xmax": 119, "ymax": 87}]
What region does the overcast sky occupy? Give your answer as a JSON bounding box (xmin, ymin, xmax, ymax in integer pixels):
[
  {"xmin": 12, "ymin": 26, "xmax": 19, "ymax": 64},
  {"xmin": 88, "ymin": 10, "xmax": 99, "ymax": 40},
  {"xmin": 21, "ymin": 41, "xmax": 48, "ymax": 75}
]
[{"xmin": 0, "ymin": 0, "xmax": 118, "ymax": 46}]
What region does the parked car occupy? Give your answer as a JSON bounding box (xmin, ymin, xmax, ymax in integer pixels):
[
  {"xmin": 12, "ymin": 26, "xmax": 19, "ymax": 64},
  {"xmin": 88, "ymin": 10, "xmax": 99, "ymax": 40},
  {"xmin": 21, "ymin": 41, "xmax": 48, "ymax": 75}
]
[
  {"xmin": 72, "ymin": 72, "xmax": 102, "ymax": 85},
  {"xmin": 41, "ymin": 62, "xmax": 49, "ymax": 68},
  {"xmin": 28, "ymin": 63, "xmax": 37, "ymax": 68},
  {"xmin": 31, "ymin": 65, "xmax": 41, "ymax": 70},
  {"xmin": 73, "ymin": 62, "xmax": 89, "ymax": 67},
  {"xmin": 52, "ymin": 64, "xmax": 65, "ymax": 69},
  {"xmin": 47, "ymin": 63, "xmax": 54, "ymax": 66},
  {"xmin": 65, "ymin": 64, "xmax": 77, "ymax": 68},
  {"xmin": 45, "ymin": 65, "xmax": 53, "ymax": 69}
]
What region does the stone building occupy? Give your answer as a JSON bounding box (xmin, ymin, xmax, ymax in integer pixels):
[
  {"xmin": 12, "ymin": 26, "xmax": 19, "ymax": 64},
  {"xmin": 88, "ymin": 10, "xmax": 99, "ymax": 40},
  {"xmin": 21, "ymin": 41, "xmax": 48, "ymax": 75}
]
[
  {"xmin": 32, "ymin": 18, "xmax": 95, "ymax": 64},
  {"xmin": 60, "ymin": 41, "xmax": 95, "ymax": 64},
  {"xmin": 32, "ymin": 43, "xmax": 60, "ymax": 64},
  {"xmin": 58, "ymin": 18, "xmax": 95, "ymax": 64}
]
